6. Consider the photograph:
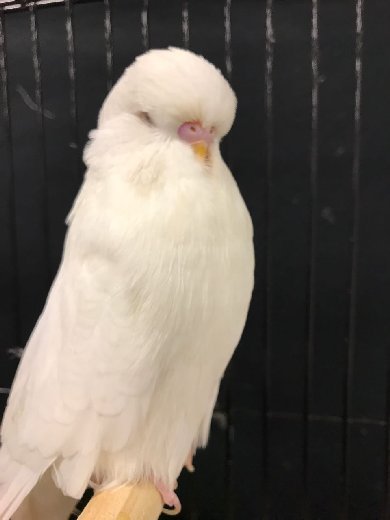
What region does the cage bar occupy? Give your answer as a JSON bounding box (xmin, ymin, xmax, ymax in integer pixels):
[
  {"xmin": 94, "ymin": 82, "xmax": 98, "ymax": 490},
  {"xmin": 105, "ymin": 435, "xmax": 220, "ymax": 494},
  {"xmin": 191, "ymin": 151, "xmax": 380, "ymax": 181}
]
[
  {"xmin": 0, "ymin": 8, "xmax": 21, "ymax": 346},
  {"xmin": 223, "ymin": 0, "xmax": 232, "ymax": 79},
  {"xmin": 103, "ymin": 0, "xmax": 112, "ymax": 91},
  {"xmin": 29, "ymin": 3, "xmax": 51, "ymax": 284},
  {"xmin": 342, "ymin": 0, "xmax": 364, "ymax": 516},
  {"xmin": 181, "ymin": 0, "xmax": 189, "ymax": 50},
  {"xmin": 64, "ymin": 0, "xmax": 81, "ymax": 181},
  {"xmin": 262, "ymin": 0, "xmax": 274, "ymax": 516},
  {"xmin": 141, "ymin": 0, "xmax": 149, "ymax": 51},
  {"xmin": 302, "ymin": 0, "xmax": 319, "ymax": 514}
]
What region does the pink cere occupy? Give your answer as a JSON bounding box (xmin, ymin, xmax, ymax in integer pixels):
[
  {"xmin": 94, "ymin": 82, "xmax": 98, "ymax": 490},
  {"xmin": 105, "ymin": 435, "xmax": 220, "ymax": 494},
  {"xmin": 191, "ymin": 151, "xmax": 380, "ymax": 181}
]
[{"xmin": 177, "ymin": 121, "xmax": 214, "ymax": 145}]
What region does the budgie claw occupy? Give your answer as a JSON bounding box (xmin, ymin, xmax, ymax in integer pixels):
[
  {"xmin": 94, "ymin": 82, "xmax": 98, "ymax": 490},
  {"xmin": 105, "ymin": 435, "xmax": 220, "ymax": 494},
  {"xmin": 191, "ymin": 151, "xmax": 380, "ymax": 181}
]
[
  {"xmin": 155, "ymin": 480, "xmax": 181, "ymax": 516},
  {"xmin": 185, "ymin": 451, "xmax": 195, "ymax": 473}
]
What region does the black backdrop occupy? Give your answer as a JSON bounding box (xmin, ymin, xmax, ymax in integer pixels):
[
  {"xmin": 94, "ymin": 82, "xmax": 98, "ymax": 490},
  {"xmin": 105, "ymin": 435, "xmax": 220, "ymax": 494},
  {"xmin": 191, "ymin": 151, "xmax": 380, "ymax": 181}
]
[{"xmin": 1, "ymin": 1, "xmax": 390, "ymax": 519}]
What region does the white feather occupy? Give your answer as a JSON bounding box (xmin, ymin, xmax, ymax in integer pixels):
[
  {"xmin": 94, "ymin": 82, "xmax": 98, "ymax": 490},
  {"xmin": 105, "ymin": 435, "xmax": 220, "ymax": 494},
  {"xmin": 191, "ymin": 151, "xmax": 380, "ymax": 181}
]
[{"xmin": 0, "ymin": 47, "xmax": 254, "ymax": 517}]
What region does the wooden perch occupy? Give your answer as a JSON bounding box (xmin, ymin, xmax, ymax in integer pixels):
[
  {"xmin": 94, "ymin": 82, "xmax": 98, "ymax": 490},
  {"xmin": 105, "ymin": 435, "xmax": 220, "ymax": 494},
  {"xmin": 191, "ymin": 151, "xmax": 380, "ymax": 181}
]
[{"xmin": 79, "ymin": 481, "xmax": 179, "ymax": 520}]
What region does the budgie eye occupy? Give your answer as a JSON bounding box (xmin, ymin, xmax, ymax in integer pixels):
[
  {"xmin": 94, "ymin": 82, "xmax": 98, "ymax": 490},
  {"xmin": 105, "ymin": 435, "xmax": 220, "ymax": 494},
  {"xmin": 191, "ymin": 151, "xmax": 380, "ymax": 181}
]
[{"xmin": 137, "ymin": 111, "xmax": 153, "ymax": 125}]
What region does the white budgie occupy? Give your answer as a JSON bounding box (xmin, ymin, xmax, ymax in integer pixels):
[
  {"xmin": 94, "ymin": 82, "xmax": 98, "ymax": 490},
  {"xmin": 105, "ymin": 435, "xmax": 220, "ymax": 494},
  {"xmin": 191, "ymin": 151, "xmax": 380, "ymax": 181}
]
[{"xmin": 0, "ymin": 47, "xmax": 254, "ymax": 518}]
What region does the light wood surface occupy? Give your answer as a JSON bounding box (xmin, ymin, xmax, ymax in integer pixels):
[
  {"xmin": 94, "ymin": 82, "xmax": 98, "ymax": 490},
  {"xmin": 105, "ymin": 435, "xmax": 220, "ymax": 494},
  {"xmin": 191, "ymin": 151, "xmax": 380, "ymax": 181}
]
[{"xmin": 78, "ymin": 481, "xmax": 180, "ymax": 520}]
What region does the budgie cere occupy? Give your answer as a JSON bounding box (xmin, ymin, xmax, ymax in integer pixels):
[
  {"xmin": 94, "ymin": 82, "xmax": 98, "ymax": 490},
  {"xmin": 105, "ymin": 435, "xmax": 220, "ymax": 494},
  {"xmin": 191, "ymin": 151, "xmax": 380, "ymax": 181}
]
[{"xmin": 0, "ymin": 47, "xmax": 254, "ymax": 519}]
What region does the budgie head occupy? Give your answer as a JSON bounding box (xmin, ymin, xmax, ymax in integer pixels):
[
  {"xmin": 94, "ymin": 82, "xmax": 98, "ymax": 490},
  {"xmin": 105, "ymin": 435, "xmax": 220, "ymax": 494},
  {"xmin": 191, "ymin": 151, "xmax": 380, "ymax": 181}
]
[{"xmin": 98, "ymin": 47, "xmax": 237, "ymax": 161}]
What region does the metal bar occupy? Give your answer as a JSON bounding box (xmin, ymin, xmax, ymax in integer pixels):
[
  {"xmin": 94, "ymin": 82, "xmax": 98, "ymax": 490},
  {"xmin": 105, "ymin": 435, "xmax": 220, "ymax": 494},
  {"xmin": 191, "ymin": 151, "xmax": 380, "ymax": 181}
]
[
  {"xmin": 342, "ymin": 1, "xmax": 364, "ymax": 517},
  {"xmin": 181, "ymin": 0, "xmax": 189, "ymax": 49},
  {"xmin": 0, "ymin": 387, "xmax": 10, "ymax": 394},
  {"xmin": 29, "ymin": 3, "xmax": 51, "ymax": 284},
  {"xmin": 64, "ymin": 0, "xmax": 80, "ymax": 178},
  {"xmin": 141, "ymin": 0, "xmax": 149, "ymax": 51},
  {"xmin": 2, "ymin": 0, "xmax": 64, "ymax": 11},
  {"xmin": 0, "ymin": 8, "xmax": 21, "ymax": 347},
  {"xmin": 262, "ymin": 1, "xmax": 274, "ymax": 517},
  {"xmin": 2, "ymin": 0, "xmax": 98, "ymax": 12},
  {"xmin": 103, "ymin": 0, "xmax": 113, "ymax": 92},
  {"xmin": 303, "ymin": 1, "xmax": 319, "ymax": 516},
  {"xmin": 224, "ymin": 0, "xmax": 232, "ymax": 79}
]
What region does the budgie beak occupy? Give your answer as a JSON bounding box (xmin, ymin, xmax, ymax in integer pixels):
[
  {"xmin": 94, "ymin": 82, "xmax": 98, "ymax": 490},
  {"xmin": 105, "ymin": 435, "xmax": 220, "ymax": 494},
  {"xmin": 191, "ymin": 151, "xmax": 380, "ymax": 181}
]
[
  {"xmin": 178, "ymin": 121, "xmax": 214, "ymax": 162},
  {"xmin": 191, "ymin": 141, "xmax": 209, "ymax": 161}
]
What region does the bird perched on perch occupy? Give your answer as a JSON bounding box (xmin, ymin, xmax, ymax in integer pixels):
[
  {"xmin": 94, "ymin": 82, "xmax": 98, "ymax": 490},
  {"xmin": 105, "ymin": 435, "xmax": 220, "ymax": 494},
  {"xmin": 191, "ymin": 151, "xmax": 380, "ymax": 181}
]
[{"xmin": 0, "ymin": 47, "xmax": 254, "ymax": 519}]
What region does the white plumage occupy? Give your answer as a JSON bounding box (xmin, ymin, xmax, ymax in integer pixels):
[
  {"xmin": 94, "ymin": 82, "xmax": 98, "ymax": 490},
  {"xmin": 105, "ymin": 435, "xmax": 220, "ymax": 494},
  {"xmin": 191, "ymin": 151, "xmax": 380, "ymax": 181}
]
[{"xmin": 0, "ymin": 47, "xmax": 254, "ymax": 518}]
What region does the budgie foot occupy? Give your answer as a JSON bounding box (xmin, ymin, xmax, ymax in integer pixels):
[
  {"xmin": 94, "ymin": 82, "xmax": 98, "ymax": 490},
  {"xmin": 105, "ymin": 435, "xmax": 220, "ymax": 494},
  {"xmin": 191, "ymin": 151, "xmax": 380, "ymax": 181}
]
[{"xmin": 155, "ymin": 479, "xmax": 182, "ymax": 515}]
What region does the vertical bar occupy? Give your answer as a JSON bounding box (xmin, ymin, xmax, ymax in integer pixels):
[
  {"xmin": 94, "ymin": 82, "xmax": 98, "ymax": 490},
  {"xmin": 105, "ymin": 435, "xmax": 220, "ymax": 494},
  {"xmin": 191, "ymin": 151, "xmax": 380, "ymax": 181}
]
[
  {"xmin": 342, "ymin": 0, "xmax": 364, "ymax": 517},
  {"xmin": 223, "ymin": 0, "xmax": 232, "ymax": 79},
  {"xmin": 303, "ymin": 0, "xmax": 319, "ymax": 516},
  {"xmin": 141, "ymin": 0, "xmax": 149, "ymax": 51},
  {"xmin": 181, "ymin": 0, "xmax": 189, "ymax": 49},
  {"xmin": 103, "ymin": 0, "xmax": 113, "ymax": 92},
  {"xmin": 29, "ymin": 3, "xmax": 51, "ymax": 284},
  {"xmin": 0, "ymin": 8, "xmax": 21, "ymax": 346},
  {"xmin": 64, "ymin": 0, "xmax": 80, "ymax": 178},
  {"xmin": 262, "ymin": 0, "xmax": 274, "ymax": 517}
]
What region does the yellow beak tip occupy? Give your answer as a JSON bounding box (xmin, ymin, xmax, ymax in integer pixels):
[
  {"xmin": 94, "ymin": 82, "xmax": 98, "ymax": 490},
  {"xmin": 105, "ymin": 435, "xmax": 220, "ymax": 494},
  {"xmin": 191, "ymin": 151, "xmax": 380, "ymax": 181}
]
[{"xmin": 191, "ymin": 141, "xmax": 209, "ymax": 161}]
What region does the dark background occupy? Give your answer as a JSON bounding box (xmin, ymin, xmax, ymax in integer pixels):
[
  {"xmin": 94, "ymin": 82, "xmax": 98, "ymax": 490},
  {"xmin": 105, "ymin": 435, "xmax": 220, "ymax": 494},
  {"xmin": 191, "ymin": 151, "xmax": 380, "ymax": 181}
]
[{"xmin": 1, "ymin": 0, "xmax": 390, "ymax": 518}]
